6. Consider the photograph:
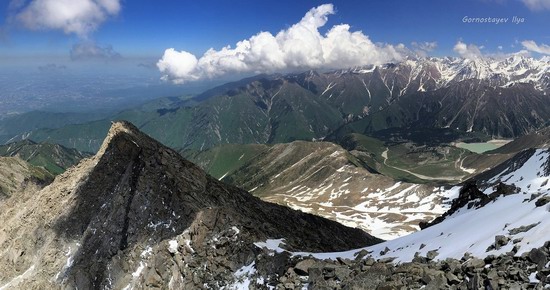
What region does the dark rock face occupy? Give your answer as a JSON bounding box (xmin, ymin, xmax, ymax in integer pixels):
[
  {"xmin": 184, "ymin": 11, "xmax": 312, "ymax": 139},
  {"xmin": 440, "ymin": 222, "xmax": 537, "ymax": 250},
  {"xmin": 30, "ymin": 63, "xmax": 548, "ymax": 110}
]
[
  {"xmin": 0, "ymin": 121, "xmax": 380, "ymax": 289},
  {"xmin": 420, "ymin": 181, "xmax": 492, "ymax": 229},
  {"xmin": 536, "ymin": 196, "xmax": 550, "ymax": 207},
  {"xmin": 420, "ymin": 180, "xmax": 524, "ymax": 230}
]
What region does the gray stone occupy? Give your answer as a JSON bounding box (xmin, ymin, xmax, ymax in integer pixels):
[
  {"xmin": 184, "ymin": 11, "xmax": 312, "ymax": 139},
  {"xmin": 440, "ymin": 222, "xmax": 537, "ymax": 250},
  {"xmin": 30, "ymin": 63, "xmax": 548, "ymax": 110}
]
[
  {"xmin": 334, "ymin": 266, "xmax": 352, "ymax": 280},
  {"xmin": 422, "ymin": 268, "xmax": 445, "ymax": 284},
  {"xmin": 294, "ymin": 259, "xmax": 317, "ymax": 276},
  {"xmin": 378, "ymin": 257, "xmax": 396, "ymax": 264},
  {"xmin": 395, "ymin": 263, "xmax": 424, "ymax": 276},
  {"xmin": 424, "ymin": 274, "xmax": 447, "ymax": 290},
  {"xmin": 508, "ymin": 222, "xmax": 540, "ymax": 235},
  {"xmin": 528, "ymin": 248, "xmax": 548, "ymax": 270},
  {"xmin": 426, "ymin": 249, "xmax": 439, "ymax": 260},
  {"xmin": 308, "ymin": 267, "xmax": 322, "ymax": 283},
  {"xmin": 494, "ymin": 235, "xmax": 509, "ymax": 250},
  {"xmin": 364, "ymin": 257, "xmax": 376, "ymax": 266},
  {"xmin": 322, "ymin": 266, "xmax": 336, "ymax": 279},
  {"xmin": 463, "ymin": 258, "xmax": 485, "ymax": 272},
  {"xmin": 446, "ymin": 272, "xmax": 461, "ymax": 284},
  {"xmin": 380, "ymin": 246, "xmax": 390, "ymax": 255}
]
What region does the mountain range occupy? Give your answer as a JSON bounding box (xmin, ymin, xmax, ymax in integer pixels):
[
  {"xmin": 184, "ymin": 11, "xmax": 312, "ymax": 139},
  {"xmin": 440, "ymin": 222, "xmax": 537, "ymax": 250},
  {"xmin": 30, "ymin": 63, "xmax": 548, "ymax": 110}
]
[{"xmin": 3, "ymin": 55, "xmax": 549, "ymax": 154}]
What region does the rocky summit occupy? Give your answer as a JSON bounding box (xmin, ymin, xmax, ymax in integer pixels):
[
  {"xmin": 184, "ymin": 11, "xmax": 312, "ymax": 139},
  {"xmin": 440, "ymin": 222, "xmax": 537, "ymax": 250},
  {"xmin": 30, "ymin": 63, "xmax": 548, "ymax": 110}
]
[{"xmin": 0, "ymin": 121, "xmax": 378, "ymax": 289}]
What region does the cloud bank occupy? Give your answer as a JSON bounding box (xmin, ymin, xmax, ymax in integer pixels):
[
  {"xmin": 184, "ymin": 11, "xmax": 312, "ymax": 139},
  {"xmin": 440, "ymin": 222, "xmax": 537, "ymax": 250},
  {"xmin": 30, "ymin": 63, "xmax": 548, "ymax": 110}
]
[
  {"xmin": 12, "ymin": 0, "xmax": 121, "ymax": 37},
  {"xmin": 453, "ymin": 41, "xmax": 483, "ymax": 59},
  {"xmin": 70, "ymin": 42, "xmax": 121, "ymax": 61},
  {"xmin": 37, "ymin": 63, "xmax": 67, "ymax": 73},
  {"xmin": 522, "ymin": 0, "xmax": 550, "ymax": 11},
  {"xmin": 158, "ymin": 4, "xmax": 406, "ymax": 83},
  {"xmin": 521, "ymin": 40, "xmax": 550, "ymax": 55},
  {"xmin": 411, "ymin": 41, "xmax": 437, "ymax": 57}
]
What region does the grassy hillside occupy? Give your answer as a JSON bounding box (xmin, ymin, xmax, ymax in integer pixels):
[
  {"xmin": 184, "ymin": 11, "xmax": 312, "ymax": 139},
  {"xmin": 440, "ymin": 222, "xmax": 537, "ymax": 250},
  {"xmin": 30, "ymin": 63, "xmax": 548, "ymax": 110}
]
[
  {"xmin": 0, "ymin": 111, "xmax": 110, "ymax": 137},
  {"xmin": 182, "ymin": 144, "xmax": 269, "ymax": 179},
  {"xmin": 0, "ymin": 140, "xmax": 90, "ymax": 175}
]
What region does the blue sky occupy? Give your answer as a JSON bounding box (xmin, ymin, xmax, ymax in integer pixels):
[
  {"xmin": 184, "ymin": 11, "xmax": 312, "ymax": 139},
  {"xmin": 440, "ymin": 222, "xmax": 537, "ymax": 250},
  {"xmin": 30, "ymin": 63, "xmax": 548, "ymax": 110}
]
[{"xmin": 1, "ymin": 0, "xmax": 549, "ymax": 80}]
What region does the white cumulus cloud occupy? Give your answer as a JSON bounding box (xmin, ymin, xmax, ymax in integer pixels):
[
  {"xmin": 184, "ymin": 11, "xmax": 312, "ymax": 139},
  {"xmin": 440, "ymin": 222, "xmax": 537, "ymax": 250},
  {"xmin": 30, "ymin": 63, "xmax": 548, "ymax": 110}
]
[
  {"xmin": 158, "ymin": 4, "xmax": 406, "ymax": 83},
  {"xmin": 522, "ymin": 0, "xmax": 550, "ymax": 11},
  {"xmin": 453, "ymin": 41, "xmax": 483, "ymax": 59},
  {"xmin": 521, "ymin": 40, "xmax": 550, "ymax": 55},
  {"xmin": 12, "ymin": 0, "xmax": 121, "ymax": 37},
  {"xmin": 157, "ymin": 49, "xmax": 199, "ymax": 83}
]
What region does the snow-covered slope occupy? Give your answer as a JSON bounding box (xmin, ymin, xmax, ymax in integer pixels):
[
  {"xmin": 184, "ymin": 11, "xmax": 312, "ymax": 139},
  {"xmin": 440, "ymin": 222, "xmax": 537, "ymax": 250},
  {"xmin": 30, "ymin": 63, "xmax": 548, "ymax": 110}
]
[{"xmin": 253, "ymin": 149, "xmax": 550, "ymax": 264}]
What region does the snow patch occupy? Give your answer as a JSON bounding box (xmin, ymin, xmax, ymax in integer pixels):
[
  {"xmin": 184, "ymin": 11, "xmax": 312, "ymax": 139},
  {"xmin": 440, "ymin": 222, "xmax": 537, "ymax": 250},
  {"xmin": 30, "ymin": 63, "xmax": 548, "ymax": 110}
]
[
  {"xmin": 254, "ymin": 239, "xmax": 287, "ymax": 254},
  {"xmin": 229, "ymin": 262, "xmax": 257, "ymax": 290},
  {"xmin": 168, "ymin": 240, "xmax": 178, "ymax": 254},
  {"xmin": 132, "ymin": 262, "xmax": 146, "ymax": 278}
]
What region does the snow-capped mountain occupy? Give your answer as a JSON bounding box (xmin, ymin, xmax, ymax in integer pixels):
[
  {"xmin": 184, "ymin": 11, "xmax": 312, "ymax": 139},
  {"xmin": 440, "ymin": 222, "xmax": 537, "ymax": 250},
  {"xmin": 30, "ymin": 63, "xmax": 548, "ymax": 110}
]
[{"xmin": 361, "ymin": 55, "xmax": 550, "ymax": 91}]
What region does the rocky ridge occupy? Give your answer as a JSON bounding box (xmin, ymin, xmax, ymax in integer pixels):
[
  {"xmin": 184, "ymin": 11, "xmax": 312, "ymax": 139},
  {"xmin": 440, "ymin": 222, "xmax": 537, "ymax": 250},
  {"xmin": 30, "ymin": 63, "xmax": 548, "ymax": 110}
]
[{"xmin": 0, "ymin": 121, "xmax": 378, "ymax": 289}]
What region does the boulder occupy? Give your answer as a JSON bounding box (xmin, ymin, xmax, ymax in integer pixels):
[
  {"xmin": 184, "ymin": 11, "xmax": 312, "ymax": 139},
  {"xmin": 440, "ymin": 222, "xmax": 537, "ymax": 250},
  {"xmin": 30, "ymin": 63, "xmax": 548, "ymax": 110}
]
[
  {"xmin": 528, "ymin": 248, "xmax": 547, "ymax": 270},
  {"xmin": 323, "ymin": 266, "xmax": 336, "ymax": 279},
  {"xmin": 334, "ymin": 266, "xmax": 352, "ymax": 281},
  {"xmin": 535, "ymin": 196, "xmax": 550, "ymax": 207},
  {"xmin": 445, "ymin": 272, "xmax": 461, "ymax": 285},
  {"xmin": 494, "ymin": 235, "xmax": 510, "ymax": 250},
  {"xmin": 394, "ymin": 263, "xmax": 425, "ymax": 276},
  {"xmin": 462, "ymin": 258, "xmax": 485, "ymax": 273},
  {"xmin": 294, "ymin": 259, "xmax": 317, "ymax": 276},
  {"xmin": 426, "ymin": 250, "xmax": 439, "ymax": 261}
]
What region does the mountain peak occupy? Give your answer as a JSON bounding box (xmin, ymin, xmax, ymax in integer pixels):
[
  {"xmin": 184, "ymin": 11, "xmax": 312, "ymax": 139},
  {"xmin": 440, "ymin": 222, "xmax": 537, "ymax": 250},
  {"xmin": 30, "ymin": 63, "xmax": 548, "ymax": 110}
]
[
  {"xmin": 0, "ymin": 120, "xmax": 379, "ymax": 289},
  {"xmin": 96, "ymin": 120, "xmax": 144, "ymax": 155}
]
